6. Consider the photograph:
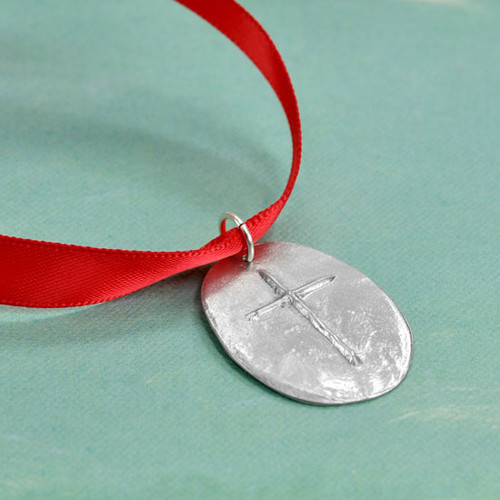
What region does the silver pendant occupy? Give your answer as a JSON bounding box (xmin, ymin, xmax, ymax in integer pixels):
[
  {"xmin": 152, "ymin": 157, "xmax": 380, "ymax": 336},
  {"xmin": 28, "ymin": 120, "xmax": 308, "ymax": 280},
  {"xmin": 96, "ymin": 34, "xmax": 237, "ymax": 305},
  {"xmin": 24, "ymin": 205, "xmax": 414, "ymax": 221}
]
[{"xmin": 202, "ymin": 215, "xmax": 412, "ymax": 405}]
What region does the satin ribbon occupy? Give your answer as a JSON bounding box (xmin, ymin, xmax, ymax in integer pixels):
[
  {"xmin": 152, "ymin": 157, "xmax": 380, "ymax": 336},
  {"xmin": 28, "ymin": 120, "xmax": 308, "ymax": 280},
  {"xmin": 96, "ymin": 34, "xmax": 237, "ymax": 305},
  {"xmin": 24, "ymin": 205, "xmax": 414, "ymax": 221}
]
[{"xmin": 0, "ymin": 0, "xmax": 302, "ymax": 307}]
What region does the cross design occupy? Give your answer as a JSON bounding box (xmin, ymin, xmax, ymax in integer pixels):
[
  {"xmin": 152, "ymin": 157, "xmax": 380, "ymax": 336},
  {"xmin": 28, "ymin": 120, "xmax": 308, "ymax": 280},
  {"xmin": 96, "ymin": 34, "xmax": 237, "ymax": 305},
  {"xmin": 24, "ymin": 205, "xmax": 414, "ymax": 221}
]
[{"xmin": 246, "ymin": 270, "xmax": 362, "ymax": 366}]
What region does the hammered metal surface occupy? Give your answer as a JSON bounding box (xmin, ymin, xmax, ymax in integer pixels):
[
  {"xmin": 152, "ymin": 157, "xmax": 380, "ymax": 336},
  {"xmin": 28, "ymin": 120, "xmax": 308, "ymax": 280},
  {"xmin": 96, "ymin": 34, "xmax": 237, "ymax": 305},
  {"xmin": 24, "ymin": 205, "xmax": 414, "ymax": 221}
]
[{"xmin": 202, "ymin": 242, "xmax": 412, "ymax": 404}]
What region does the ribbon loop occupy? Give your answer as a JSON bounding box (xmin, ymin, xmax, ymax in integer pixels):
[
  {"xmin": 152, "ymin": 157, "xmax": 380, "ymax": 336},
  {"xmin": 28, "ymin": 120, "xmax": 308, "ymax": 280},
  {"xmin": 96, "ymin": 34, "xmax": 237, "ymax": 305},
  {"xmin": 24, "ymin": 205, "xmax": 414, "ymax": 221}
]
[{"xmin": 0, "ymin": 0, "xmax": 302, "ymax": 307}]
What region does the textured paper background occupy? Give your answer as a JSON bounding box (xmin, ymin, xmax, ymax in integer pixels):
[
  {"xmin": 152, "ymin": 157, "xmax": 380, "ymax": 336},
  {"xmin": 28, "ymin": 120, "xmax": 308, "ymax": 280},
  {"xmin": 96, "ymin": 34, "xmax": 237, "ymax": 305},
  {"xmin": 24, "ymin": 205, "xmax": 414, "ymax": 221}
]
[{"xmin": 1, "ymin": 0, "xmax": 498, "ymax": 497}]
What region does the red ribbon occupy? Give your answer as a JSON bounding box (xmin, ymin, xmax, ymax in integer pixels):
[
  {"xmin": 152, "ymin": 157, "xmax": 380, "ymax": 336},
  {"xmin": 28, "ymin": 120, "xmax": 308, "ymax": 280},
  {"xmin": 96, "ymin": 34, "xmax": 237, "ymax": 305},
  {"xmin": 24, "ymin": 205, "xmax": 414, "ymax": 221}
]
[{"xmin": 0, "ymin": 0, "xmax": 302, "ymax": 307}]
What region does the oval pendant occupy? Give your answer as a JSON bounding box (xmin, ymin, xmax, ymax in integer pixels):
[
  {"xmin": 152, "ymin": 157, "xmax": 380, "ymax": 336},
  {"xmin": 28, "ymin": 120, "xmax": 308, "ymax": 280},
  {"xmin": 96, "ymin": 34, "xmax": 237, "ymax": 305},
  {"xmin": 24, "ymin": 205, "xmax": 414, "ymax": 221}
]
[{"xmin": 202, "ymin": 242, "xmax": 412, "ymax": 405}]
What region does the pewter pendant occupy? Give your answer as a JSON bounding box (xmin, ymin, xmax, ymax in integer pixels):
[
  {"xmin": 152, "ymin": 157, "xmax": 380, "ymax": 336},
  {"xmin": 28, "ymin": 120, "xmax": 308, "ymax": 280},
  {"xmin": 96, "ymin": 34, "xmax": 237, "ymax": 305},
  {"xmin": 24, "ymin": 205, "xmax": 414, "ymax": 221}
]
[{"xmin": 202, "ymin": 242, "xmax": 412, "ymax": 405}]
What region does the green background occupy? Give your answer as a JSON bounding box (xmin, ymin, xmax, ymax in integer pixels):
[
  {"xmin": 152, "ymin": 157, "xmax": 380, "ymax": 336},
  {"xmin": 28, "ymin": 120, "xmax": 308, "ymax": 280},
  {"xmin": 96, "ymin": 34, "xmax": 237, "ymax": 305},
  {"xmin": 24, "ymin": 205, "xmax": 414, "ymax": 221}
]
[{"xmin": 1, "ymin": 0, "xmax": 498, "ymax": 497}]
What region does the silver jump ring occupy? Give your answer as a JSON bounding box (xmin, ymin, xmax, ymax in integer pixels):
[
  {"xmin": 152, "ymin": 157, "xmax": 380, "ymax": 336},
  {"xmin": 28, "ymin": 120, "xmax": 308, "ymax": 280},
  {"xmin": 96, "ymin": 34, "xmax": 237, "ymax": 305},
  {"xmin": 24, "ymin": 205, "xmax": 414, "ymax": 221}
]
[{"xmin": 219, "ymin": 211, "xmax": 255, "ymax": 263}]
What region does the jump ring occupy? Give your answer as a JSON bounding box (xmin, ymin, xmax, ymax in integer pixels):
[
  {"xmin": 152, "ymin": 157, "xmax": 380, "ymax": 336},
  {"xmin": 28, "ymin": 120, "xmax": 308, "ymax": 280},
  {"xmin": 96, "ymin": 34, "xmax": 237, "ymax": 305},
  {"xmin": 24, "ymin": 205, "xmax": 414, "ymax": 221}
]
[{"xmin": 219, "ymin": 211, "xmax": 255, "ymax": 263}]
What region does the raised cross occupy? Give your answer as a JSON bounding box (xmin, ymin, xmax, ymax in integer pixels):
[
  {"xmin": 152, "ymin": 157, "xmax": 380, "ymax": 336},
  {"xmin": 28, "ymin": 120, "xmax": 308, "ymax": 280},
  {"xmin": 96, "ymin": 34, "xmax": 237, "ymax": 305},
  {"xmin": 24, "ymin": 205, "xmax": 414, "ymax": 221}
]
[{"xmin": 246, "ymin": 270, "xmax": 361, "ymax": 366}]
